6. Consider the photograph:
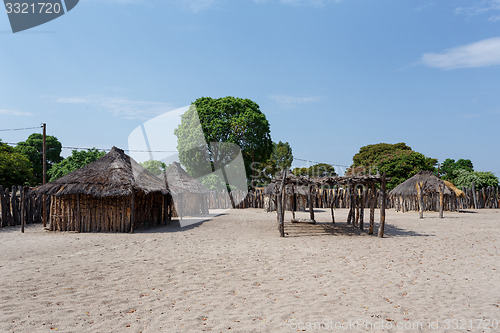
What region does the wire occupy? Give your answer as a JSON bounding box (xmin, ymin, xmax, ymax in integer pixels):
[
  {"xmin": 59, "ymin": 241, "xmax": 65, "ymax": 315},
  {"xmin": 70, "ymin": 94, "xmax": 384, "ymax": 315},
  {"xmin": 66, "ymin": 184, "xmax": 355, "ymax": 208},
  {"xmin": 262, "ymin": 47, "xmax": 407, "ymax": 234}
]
[
  {"xmin": 294, "ymin": 158, "xmax": 350, "ymax": 169},
  {"xmin": 0, "ymin": 126, "xmax": 42, "ymax": 132}
]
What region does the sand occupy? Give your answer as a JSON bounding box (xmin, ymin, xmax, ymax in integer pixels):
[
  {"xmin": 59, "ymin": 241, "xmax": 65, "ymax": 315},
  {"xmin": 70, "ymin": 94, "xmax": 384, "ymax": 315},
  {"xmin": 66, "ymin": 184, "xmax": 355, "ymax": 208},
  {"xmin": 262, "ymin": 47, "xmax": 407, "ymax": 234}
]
[{"xmin": 0, "ymin": 208, "xmax": 499, "ymax": 332}]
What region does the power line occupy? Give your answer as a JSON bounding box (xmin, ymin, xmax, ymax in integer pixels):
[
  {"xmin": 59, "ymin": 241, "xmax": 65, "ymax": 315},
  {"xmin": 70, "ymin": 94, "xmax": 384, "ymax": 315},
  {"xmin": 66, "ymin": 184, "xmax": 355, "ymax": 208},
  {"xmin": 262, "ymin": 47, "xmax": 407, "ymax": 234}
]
[
  {"xmin": 0, "ymin": 126, "xmax": 42, "ymax": 132},
  {"xmin": 294, "ymin": 158, "xmax": 350, "ymax": 169}
]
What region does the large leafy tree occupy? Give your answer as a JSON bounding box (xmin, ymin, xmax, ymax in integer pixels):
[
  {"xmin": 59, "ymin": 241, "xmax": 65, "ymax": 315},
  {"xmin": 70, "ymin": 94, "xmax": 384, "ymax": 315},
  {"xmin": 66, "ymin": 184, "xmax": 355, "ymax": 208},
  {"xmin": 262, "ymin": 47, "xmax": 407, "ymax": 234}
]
[
  {"xmin": 0, "ymin": 140, "xmax": 34, "ymax": 188},
  {"xmin": 453, "ymin": 169, "xmax": 499, "ymax": 189},
  {"xmin": 439, "ymin": 158, "xmax": 474, "ymax": 182},
  {"xmin": 48, "ymin": 148, "xmax": 105, "ymax": 181},
  {"xmin": 175, "ymin": 97, "xmax": 273, "ymax": 186},
  {"xmin": 350, "ymin": 143, "xmax": 437, "ymax": 190},
  {"xmin": 260, "ymin": 141, "xmax": 293, "ymax": 184},
  {"xmin": 292, "ymin": 163, "xmax": 336, "ymax": 178},
  {"xmin": 15, "ymin": 133, "xmax": 63, "ymax": 185},
  {"xmin": 140, "ymin": 160, "xmax": 166, "ymax": 177}
]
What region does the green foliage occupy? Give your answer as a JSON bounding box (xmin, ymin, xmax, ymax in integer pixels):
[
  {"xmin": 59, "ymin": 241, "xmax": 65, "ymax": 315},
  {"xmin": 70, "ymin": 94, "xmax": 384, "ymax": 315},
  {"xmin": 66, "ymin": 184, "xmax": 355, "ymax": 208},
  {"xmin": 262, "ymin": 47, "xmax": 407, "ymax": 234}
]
[
  {"xmin": 198, "ymin": 173, "xmax": 227, "ymax": 191},
  {"xmin": 48, "ymin": 148, "xmax": 105, "ymax": 181},
  {"xmin": 453, "ymin": 169, "xmax": 499, "ymax": 189},
  {"xmin": 174, "ymin": 97, "xmax": 273, "ymax": 185},
  {"xmin": 0, "ymin": 140, "xmax": 34, "ymax": 188},
  {"xmin": 259, "ymin": 141, "xmax": 293, "ymax": 184},
  {"xmin": 15, "ymin": 133, "xmax": 62, "ymax": 185},
  {"xmin": 352, "ymin": 142, "xmax": 412, "ymax": 167},
  {"xmin": 439, "ymin": 158, "xmax": 474, "ymax": 182},
  {"xmin": 292, "ymin": 163, "xmax": 337, "ymax": 178},
  {"xmin": 140, "ymin": 160, "xmax": 166, "ymax": 176},
  {"xmin": 351, "ymin": 143, "xmax": 437, "ymax": 190}
]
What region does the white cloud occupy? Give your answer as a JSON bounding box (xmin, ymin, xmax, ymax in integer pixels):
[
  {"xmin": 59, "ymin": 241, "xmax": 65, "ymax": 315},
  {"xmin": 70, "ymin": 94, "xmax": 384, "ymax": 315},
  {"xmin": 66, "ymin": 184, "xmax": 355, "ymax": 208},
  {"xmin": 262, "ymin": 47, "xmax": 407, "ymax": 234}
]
[
  {"xmin": 421, "ymin": 37, "xmax": 500, "ymax": 69},
  {"xmin": 0, "ymin": 108, "xmax": 34, "ymax": 116},
  {"xmin": 455, "ymin": 0, "xmax": 500, "ymax": 21},
  {"xmin": 270, "ymin": 94, "xmax": 321, "ymax": 106},
  {"xmin": 54, "ymin": 96, "xmax": 176, "ymax": 120}
]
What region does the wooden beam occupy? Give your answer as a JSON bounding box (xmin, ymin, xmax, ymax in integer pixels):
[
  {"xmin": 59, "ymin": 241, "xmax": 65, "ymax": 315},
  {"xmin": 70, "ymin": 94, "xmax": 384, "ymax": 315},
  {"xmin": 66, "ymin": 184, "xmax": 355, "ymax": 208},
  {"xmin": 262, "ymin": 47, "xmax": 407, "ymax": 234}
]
[
  {"xmin": 369, "ymin": 186, "xmax": 375, "ymax": 234},
  {"xmin": 416, "ymin": 182, "xmax": 424, "ymax": 219},
  {"xmin": 130, "ymin": 191, "xmax": 135, "ymax": 234},
  {"xmin": 378, "ymin": 173, "xmax": 387, "ymax": 238}
]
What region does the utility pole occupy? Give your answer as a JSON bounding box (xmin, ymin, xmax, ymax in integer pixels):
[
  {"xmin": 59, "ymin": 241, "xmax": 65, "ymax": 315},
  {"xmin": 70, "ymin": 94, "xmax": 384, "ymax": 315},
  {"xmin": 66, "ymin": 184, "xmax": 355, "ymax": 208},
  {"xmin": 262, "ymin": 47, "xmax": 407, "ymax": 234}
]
[{"xmin": 42, "ymin": 123, "xmax": 47, "ymax": 228}]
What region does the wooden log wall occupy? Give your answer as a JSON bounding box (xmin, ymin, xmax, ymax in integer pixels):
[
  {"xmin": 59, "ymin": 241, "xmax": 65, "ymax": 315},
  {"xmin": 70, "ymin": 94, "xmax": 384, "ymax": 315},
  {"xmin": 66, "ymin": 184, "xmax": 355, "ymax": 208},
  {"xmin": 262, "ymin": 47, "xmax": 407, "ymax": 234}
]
[
  {"xmin": 0, "ymin": 185, "xmax": 47, "ymax": 228},
  {"xmin": 49, "ymin": 192, "xmax": 166, "ymax": 232}
]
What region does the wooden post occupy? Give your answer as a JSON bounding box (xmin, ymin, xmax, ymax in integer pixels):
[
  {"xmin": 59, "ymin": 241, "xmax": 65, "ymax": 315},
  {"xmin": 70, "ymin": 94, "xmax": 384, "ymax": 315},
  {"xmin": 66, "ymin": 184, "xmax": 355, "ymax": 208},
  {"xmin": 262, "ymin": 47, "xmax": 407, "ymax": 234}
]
[
  {"xmin": 330, "ymin": 189, "xmax": 335, "ymax": 224},
  {"xmin": 378, "ymin": 173, "xmax": 387, "ymax": 238},
  {"xmin": 291, "ymin": 185, "xmax": 296, "ymax": 221},
  {"xmin": 416, "ymin": 182, "xmax": 424, "ymax": 219},
  {"xmin": 359, "ymin": 187, "xmax": 364, "ymax": 231},
  {"xmin": 130, "ymin": 191, "xmax": 135, "ymax": 233},
  {"xmin": 439, "ymin": 184, "xmax": 444, "ymax": 219},
  {"xmin": 20, "ymin": 187, "xmax": 26, "ymax": 233},
  {"xmin": 277, "ymin": 171, "xmax": 287, "ymax": 237},
  {"xmin": 369, "ymin": 186, "xmax": 375, "ymax": 235},
  {"xmin": 0, "ymin": 185, "xmax": 6, "ymax": 228},
  {"xmin": 347, "ymin": 187, "xmax": 353, "ymax": 225},
  {"xmin": 308, "ymin": 185, "xmax": 315, "ymax": 222}
]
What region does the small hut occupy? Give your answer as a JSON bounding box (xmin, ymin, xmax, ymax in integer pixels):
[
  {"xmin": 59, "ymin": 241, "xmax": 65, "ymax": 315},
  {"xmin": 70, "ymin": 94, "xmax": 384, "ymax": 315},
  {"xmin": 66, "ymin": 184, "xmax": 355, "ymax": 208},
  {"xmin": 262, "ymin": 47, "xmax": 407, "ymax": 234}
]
[
  {"xmin": 162, "ymin": 162, "xmax": 210, "ymax": 218},
  {"xmin": 389, "ymin": 171, "xmax": 458, "ymax": 216},
  {"xmin": 34, "ymin": 147, "xmax": 171, "ymax": 232}
]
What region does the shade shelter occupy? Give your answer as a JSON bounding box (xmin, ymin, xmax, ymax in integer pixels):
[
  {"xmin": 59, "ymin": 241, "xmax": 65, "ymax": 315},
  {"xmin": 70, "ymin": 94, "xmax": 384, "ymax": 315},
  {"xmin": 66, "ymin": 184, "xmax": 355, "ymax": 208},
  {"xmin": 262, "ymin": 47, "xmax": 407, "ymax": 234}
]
[
  {"xmin": 268, "ymin": 171, "xmax": 388, "ymax": 237},
  {"xmin": 34, "ymin": 147, "xmax": 171, "ymax": 232},
  {"xmin": 389, "ymin": 171, "xmax": 454, "ymax": 217},
  {"xmin": 161, "ymin": 162, "xmax": 210, "ymax": 218}
]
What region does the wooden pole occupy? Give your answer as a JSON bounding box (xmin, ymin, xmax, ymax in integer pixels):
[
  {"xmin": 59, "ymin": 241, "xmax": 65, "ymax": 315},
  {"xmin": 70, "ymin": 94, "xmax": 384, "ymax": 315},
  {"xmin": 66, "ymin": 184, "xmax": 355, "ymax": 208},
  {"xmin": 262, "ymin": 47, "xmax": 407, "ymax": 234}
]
[
  {"xmin": 417, "ymin": 182, "xmax": 424, "ymax": 219},
  {"xmin": 378, "ymin": 173, "xmax": 387, "ymax": 238},
  {"xmin": 359, "ymin": 187, "xmax": 364, "ymax": 231},
  {"xmin": 291, "ymin": 185, "xmax": 296, "ymax": 220},
  {"xmin": 277, "ymin": 170, "xmax": 287, "ymax": 237},
  {"xmin": 439, "ymin": 184, "xmax": 444, "ymax": 219},
  {"xmin": 21, "ymin": 187, "xmax": 26, "ymax": 233},
  {"xmin": 130, "ymin": 191, "xmax": 135, "ymax": 233},
  {"xmin": 330, "ymin": 189, "xmax": 335, "ymax": 224},
  {"xmin": 369, "ymin": 185, "xmax": 375, "ymax": 234},
  {"xmin": 0, "ymin": 186, "xmax": 6, "ymax": 228},
  {"xmin": 308, "ymin": 185, "xmax": 315, "ymax": 222},
  {"xmin": 42, "ymin": 123, "xmax": 47, "ymax": 228}
]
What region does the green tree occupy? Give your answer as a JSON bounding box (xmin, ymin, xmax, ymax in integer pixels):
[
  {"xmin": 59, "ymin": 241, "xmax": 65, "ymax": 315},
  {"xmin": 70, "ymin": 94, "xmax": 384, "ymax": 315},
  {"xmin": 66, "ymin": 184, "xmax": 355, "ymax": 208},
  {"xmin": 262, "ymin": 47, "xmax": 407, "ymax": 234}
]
[
  {"xmin": 15, "ymin": 133, "xmax": 63, "ymax": 185},
  {"xmin": 453, "ymin": 169, "xmax": 499, "ymax": 189},
  {"xmin": 291, "ymin": 163, "xmax": 336, "ymax": 178},
  {"xmin": 48, "ymin": 148, "xmax": 106, "ymax": 181},
  {"xmin": 260, "ymin": 141, "xmax": 293, "ymax": 184},
  {"xmin": 0, "ymin": 140, "xmax": 34, "ymax": 188},
  {"xmin": 352, "ymin": 142, "xmax": 412, "ymax": 167},
  {"xmin": 440, "ymin": 158, "xmax": 474, "ymax": 181},
  {"xmin": 175, "ymin": 97, "xmax": 273, "ymax": 186},
  {"xmin": 350, "ymin": 143, "xmax": 437, "ymax": 190},
  {"xmin": 140, "ymin": 160, "xmax": 166, "ymax": 177}
]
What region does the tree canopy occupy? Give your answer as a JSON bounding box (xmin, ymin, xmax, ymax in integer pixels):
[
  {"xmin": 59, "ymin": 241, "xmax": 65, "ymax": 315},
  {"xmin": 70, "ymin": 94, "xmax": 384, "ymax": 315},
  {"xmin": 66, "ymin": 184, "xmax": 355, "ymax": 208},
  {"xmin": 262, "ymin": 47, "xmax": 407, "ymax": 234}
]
[
  {"xmin": 0, "ymin": 140, "xmax": 34, "ymax": 188},
  {"xmin": 140, "ymin": 160, "xmax": 166, "ymax": 177},
  {"xmin": 350, "ymin": 143, "xmax": 437, "ymax": 190},
  {"xmin": 292, "ymin": 163, "xmax": 337, "ymax": 178},
  {"xmin": 259, "ymin": 141, "xmax": 293, "ymax": 185},
  {"xmin": 15, "ymin": 133, "xmax": 63, "ymax": 185},
  {"xmin": 48, "ymin": 148, "xmax": 106, "ymax": 181},
  {"xmin": 439, "ymin": 158, "xmax": 474, "ymax": 182},
  {"xmin": 453, "ymin": 169, "xmax": 499, "ymax": 189},
  {"xmin": 174, "ymin": 97, "xmax": 273, "ymax": 187}
]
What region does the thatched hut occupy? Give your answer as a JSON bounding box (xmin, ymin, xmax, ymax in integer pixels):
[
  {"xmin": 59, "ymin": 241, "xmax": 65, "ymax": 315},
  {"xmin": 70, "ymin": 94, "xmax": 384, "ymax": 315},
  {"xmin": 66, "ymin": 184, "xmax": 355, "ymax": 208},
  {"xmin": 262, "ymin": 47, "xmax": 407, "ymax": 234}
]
[
  {"xmin": 162, "ymin": 162, "xmax": 210, "ymax": 218},
  {"xmin": 389, "ymin": 171, "xmax": 460, "ymax": 214},
  {"xmin": 34, "ymin": 147, "xmax": 171, "ymax": 232}
]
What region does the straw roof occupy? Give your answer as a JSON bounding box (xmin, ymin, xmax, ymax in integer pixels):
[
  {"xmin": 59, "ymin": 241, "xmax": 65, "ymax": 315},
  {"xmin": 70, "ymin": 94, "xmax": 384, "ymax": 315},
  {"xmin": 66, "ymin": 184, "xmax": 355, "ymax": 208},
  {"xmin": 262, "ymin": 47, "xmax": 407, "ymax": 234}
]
[
  {"xmin": 442, "ymin": 180, "xmax": 465, "ymax": 198},
  {"xmin": 161, "ymin": 162, "xmax": 210, "ymax": 195},
  {"xmin": 34, "ymin": 147, "xmax": 169, "ymax": 198},
  {"xmin": 389, "ymin": 171, "xmax": 452, "ymax": 197}
]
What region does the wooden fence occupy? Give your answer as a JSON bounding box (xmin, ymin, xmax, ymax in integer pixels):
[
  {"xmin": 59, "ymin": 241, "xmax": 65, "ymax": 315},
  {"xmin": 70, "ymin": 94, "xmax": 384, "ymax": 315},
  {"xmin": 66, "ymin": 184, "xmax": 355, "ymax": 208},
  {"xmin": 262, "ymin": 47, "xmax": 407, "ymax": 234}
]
[
  {"xmin": 210, "ymin": 186, "xmax": 500, "ymax": 212},
  {"xmin": 0, "ymin": 185, "xmax": 48, "ymax": 228}
]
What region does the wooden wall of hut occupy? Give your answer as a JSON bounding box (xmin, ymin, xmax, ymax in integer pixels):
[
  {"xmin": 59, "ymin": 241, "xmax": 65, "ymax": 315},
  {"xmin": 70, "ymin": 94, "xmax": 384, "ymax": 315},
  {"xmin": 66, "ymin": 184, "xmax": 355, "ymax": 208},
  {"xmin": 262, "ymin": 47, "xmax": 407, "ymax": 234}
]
[
  {"xmin": 0, "ymin": 185, "xmax": 48, "ymax": 228},
  {"xmin": 48, "ymin": 192, "xmax": 167, "ymax": 232},
  {"xmin": 170, "ymin": 193, "xmax": 209, "ymax": 218}
]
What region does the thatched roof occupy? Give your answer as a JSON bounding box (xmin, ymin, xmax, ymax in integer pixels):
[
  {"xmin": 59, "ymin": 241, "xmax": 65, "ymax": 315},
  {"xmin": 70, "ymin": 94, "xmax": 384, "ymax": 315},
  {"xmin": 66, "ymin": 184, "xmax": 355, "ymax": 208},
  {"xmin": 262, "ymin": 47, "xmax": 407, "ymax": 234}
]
[
  {"xmin": 443, "ymin": 180, "xmax": 465, "ymax": 198},
  {"xmin": 161, "ymin": 162, "xmax": 210, "ymax": 195},
  {"xmin": 34, "ymin": 147, "xmax": 169, "ymax": 198},
  {"xmin": 264, "ymin": 182, "xmax": 310, "ymax": 196},
  {"xmin": 389, "ymin": 171, "xmax": 452, "ymax": 197}
]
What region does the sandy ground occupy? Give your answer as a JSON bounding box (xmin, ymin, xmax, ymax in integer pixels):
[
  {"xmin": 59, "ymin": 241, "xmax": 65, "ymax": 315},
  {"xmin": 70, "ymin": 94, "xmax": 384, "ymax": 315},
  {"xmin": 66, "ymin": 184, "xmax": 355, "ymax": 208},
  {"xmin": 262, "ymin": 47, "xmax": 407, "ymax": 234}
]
[{"xmin": 0, "ymin": 208, "xmax": 499, "ymax": 333}]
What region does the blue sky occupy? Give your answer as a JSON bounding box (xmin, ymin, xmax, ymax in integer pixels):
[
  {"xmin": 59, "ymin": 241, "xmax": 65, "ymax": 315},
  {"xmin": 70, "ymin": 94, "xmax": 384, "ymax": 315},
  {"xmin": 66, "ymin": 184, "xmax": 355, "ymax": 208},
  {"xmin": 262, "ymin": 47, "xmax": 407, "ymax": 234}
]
[{"xmin": 1, "ymin": 0, "xmax": 499, "ymax": 176}]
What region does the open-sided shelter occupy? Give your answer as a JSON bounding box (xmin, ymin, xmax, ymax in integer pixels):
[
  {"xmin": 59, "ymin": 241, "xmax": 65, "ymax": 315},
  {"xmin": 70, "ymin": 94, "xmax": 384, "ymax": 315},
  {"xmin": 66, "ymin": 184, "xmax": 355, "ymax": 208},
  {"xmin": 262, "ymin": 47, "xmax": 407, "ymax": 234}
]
[{"xmin": 34, "ymin": 147, "xmax": 171, "ymax": 232}]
